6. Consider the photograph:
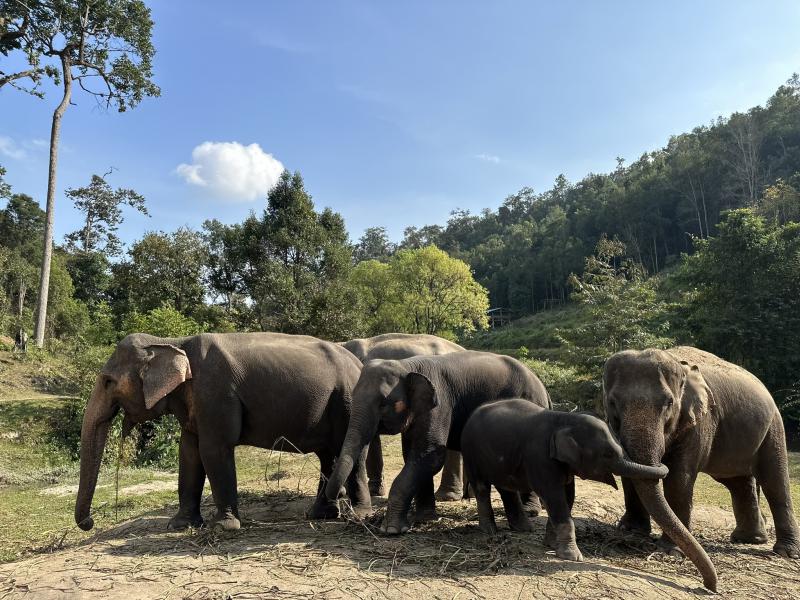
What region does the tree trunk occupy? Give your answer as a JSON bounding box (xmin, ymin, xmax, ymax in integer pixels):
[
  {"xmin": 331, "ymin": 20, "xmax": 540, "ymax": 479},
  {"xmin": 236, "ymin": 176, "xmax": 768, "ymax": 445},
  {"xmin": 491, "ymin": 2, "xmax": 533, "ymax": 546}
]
[{"xmin": 34, "ymin": 52, "xmax": 72, "ymax": 347}]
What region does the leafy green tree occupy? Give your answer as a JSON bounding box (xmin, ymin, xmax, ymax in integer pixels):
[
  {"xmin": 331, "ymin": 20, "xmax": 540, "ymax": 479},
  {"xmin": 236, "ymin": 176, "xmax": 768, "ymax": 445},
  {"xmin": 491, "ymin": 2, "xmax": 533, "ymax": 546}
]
[
  {"xmin": 756, "ymin": 175, "xmax": 800, "ymax": 225},
  {"xmin": 64, "ymin": 173, "xmax": 148, "ymax": 255},
  {"xmin": 123, "ymin": 305, "xmax": 200, "ymax": 337},
  {"xmin": 354, "ymin": 226, "xmax": 395, "ymax": 262},
  {"xmin": 202, "ymin": 219, "xmax": 247, "ymax": 315},
  {"xmin": 0, "ymin": 193, "xmax": 45, "ymax": 251},
  {"xmin": 118, "ymin": 227, "xmax": 207, "ymax": 317},
  {"xmin": 679, "ymin": 209, "xmax": 800, "ymax": 418},
  {"xmin": 559, "ymin": 236, "xmax": 673, "ymax": 370},
  {"xmin": 349, "ymin": 259, "xmax": 403, "ymax": 334},
  {"xmin": 0, "ymin": 1, "xmax": 160, "ymax": 346},
  {"xmin": 241, "ymin": 171, "xmax": 360, "ymax": 339},
  {"xmin": 391, "ymin": 245, "xmax": 489, "ymax": 337}
]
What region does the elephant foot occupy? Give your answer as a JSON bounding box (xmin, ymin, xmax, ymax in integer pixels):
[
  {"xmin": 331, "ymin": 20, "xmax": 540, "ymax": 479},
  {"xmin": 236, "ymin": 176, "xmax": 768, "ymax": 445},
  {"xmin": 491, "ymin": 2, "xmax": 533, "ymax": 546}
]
[
  {"xmin": 414, "ymin": 505, "xmax": 438, "ymax": 523},
  {"xmin": 544, "ymin": 520, "xmax": 556, "ymax": 548},
  {"xmin": 551, "ymin": 521, "xmax": 583, "ymax": 561},
  {"xmin": 435, "ymin": 488, "xmax": 463, "ymax": 502},
  {"xmin": 168, "ymin": 511, "xmax": 204, "ymax": 530},
  {"xmin": 658, "ymin": 536, "xmax": 684, "ymax": 558},
  {"xmin": 730, "ymin": 526, "xmax": 768, "ymax": 545},
  {"xmin": 210, "ymin": 510, "xmax": 241, "ymax": 531},
  {"xmin": 368, "ymin": 480, "xmax": 386, "ymax": 497},
  {"xmin": 617, "ymin": 512, "xmax": 651, "ymax": 535},
  {"xmin": 380, "ymin": 513, "xmax": 411, "ymax": 535},
  {"xmin": 309, "ymin": 500, "xmax": 340, "ymax": 520},
  {"xmin": 478, "ymin": 518, "xmax": 498, "ymax": 535},
  {"xmin": 349, "ymin": 501, "xmax": 373, "ymax": 518},
  {"xmin": 523, "ymin": 494, "xmax": 542, "ymax": 517},
  {"xmin": 508, "ymin": 514, "xmax": 534, "ymax": 533},
  {"xmin": 774, "ymin": 540, "xmax": 800, "ymax": 559}
]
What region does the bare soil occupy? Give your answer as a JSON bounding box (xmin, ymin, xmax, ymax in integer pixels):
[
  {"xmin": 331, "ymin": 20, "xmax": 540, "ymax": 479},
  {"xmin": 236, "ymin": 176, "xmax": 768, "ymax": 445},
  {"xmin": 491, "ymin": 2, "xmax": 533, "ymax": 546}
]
[{"xmin": 1, "ymin": 456, "xmax": 799, "ymax": 600}]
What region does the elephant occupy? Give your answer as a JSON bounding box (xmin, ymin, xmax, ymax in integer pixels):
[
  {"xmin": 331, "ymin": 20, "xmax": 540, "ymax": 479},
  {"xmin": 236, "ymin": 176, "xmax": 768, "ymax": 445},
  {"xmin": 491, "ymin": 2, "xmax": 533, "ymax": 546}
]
[
  {"xmin": 604, "ymin": 346, "xmax": 800, "ymax": 592},
  {"xmin": 461, "ymin": 399, "xmax": 667, "ymax": 561},
  {"xmin": 325, "ymin": 350, "xmax": 552, "ymax": 534},
  {"xmin": 75, "ymin": 332, "xmax": 371, "ymax": 533},
  {"xmin": 340, "ymin": 333, "xmax": 467, "ymax": 499}
]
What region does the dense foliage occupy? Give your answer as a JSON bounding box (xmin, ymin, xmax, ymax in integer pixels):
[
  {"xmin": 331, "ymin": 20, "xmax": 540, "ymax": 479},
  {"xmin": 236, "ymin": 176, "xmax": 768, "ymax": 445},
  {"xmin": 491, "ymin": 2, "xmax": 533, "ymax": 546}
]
[{"xmin": 2, "ymin": 74, "xmax": 800, "ymax": 468}]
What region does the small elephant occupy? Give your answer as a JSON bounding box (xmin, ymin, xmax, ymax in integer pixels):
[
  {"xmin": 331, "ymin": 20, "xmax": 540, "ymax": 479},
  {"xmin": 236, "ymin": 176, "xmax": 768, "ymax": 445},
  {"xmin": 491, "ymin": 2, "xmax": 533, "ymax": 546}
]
[
  {"xmin": 461, "ymin": 399, "xmax": 667, "ymax": 561},
  {"xmin": 75, "ymin": 333, "xmax": 371, "ymax": 532},
  {"xmin": 340, "ymin": 333, "xmax": 467, "ymax": 499},
  {"xmin": 325, "ymin": 350, "xmax": 551, "ymax": 534},
  {"xmin": 604, "ymin": 346, "xmax": 800, "ymax": 592}
]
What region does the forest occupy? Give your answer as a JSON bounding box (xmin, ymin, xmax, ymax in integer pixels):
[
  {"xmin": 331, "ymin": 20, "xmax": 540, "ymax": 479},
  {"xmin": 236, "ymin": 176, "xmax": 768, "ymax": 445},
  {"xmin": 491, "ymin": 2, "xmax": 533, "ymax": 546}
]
[{"xmin": 3, "ymin": 75, "xmax": 800, "ymax": 449}]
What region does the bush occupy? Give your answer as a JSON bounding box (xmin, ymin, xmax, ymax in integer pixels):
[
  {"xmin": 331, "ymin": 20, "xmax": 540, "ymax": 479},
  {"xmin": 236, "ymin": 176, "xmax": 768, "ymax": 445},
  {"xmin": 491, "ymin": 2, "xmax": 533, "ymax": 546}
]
[
  {"xmin": 518, "ymin": 347, "xmax": 600, "ymax": 412},
  {"xmin": 123, "ymin": 305, "xmax": 200, "ymax": 337}
]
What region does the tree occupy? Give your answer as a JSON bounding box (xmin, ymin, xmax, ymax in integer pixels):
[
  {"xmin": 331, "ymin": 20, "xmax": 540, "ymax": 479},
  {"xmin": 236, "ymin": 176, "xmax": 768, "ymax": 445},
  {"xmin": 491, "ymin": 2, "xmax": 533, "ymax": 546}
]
[
  {"xmin": 354, "ymin": 226, "xmax": 395, "ymax": 262},
  {"xmin": 0, "ymin": 193, "xmax": 45, "ymax": 251},
  {"xmin": 202, "ymin": 219, "xmax": 246, "ymax": 314},
  {"xmin": 559, "ymin": 236, "xmax": 673, "ymax": 370},
  {"xmin": 390, "ymin": 245, "xmax": 489, "ymax": 337},
  {"xmin": 1, "ymin": 1, "xmax": 160, "ymax": 346},
  {"xmin": 756, "ymin": 175, "xmax": 800, "ymax": 225},
  {"xmin": 240, "ymin": 171, "xmax": 361, "ymax": 339},
  {"xmin": 64, "ymin": 172, "xmax": 148, "ymax": 255},
  {"xmin": 679, "ymin": 209, "xmax": 800, "ymax": 419},
  {"xmin": 349, "ymin": 260, "xmax": 403, "ymax": 334},
  {"xmin": 121, "ymin": 228, "xmax": 207, "ymax": 317}
]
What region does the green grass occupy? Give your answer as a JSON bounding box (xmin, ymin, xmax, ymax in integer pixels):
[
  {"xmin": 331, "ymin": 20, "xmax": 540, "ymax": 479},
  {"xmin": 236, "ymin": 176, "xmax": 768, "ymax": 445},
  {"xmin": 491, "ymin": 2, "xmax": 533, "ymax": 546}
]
[{"xmin": 465, "ymin": 304, "xmax": 590, "ymax": 359}]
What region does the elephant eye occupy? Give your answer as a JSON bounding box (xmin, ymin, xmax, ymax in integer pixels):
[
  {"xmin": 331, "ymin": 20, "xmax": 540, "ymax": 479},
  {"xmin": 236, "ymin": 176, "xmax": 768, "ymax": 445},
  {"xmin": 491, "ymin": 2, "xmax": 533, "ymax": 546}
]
[{"xmin": 103, "ymin": 376, "xmax": 116, "ymax": 390}]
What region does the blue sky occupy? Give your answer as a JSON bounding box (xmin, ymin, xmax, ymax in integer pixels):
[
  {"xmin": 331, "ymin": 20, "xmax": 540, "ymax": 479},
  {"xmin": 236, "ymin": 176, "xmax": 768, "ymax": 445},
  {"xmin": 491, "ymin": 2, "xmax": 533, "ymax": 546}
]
[{"xmin": 1, "ymin": 1, "xmax": 800, "ymax": 247}]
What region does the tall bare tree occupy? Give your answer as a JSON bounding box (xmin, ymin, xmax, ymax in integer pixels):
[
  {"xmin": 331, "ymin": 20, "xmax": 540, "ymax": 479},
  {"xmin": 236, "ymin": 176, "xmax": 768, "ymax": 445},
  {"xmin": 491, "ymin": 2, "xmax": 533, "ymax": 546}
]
[{"xmin": 0, "ymin": 1, "xmax": 159, "ymax": 346}]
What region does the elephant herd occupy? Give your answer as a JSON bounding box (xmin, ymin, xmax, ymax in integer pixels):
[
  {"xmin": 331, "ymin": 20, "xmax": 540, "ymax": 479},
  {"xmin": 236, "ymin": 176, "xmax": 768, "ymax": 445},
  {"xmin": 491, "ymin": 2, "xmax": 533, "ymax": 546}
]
[{"xmin": 74, "ymin": 332, "xmax": 800, "ymax": 591}]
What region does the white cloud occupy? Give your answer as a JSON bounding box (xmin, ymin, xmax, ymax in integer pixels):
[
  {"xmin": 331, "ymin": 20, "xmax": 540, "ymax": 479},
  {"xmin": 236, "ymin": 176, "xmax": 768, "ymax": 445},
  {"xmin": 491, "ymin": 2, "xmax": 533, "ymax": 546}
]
[
  {"xmin": 176, "ymin": 141, "xmax": 284, "ymax": 202},
  {"xmin": 0, "ymin": 136, "xmax": 27, "ymax": 160},
  {"xmin": 475, "ymin": 152, "xmax": 500, "ymax": 164}
]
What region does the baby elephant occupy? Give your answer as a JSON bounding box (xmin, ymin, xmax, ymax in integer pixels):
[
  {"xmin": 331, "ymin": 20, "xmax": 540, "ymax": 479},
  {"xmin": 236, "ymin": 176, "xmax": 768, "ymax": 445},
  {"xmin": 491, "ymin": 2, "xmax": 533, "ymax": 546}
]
[{"xmin": 461, "ymin": 400, "xmax": 668, "ymax": 561}]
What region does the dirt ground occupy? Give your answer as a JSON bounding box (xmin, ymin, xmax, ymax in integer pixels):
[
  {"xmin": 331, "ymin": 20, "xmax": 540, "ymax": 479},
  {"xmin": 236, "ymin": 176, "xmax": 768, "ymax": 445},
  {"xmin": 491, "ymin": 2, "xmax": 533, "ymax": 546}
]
[{"xmin": 1, "ymin": 449, "xmax": 799, "ymax": 600}]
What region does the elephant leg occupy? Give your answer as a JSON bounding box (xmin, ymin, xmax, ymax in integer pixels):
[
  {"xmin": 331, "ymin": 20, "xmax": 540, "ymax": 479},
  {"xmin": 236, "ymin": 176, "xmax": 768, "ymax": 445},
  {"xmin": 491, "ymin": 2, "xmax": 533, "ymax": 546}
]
[
  {"xmin": 310, "ymin": 452, "xmax": 340, "ymax": 520},
  {"xmin": 540, "ymin": 488, "xmax": 582, "ymax": 561},
  {"xmin": 756, "ymin": 419, "xmax": 800, "ymax": 558},
  {"xmin": 435, "ymin": 450, "xmax": 464, "ymax": 501},
  {"xmin": 521, "ymin": 491, "xmax": 543, "ymax": 516},
  {"xmin": 618, "ymin": 476, "xmax": 651, "ymax": 534},
  {"xmin": 715, "ymin": 475, "xmax": 768, "ymax": 544},
  {"xmin": 200, "ymin": 442, "xmax": 240, "ymax": 531},
  {"xmin": 659, "ymin": 467, "xmax": 697, "ymax": 555},
  {"xmin": 381, "ymin": 445, "xmax": 446, "ymax": 535},
  {"xmin": 346, "ymin": 447, "xmax": 372, "ymax": 516},
  {"xmin": 169, "ymin": 429, "xmax": 206, "ymax": 529},
  {"xmin": 366, "ymin": 435, "xmax": 385, "ymax": 496},
  {"xmin": 499, "ymin": 489, "xmax": 533, "ymax": 532},
  {"xmin": 473, "ymin": 479, "xmax": 497, "ymax": 534}
]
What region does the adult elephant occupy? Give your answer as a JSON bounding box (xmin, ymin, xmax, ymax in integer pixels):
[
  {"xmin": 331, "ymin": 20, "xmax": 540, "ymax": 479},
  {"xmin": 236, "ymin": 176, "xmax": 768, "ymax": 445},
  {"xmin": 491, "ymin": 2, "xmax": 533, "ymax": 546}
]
[
  {"xmin": 75, "ymin": 332, "xmax": 370, "ymax": 532},
  {"xmin": 341, "ymin": 333, "xmax": 467, "ymax": 499},
  {"xmin": 325, "ymin": 351, "xmax": 551, "ymax": 534},
  {"xmin": 604, "ymin": 346, "xmax": 800, "ymax": 592}
]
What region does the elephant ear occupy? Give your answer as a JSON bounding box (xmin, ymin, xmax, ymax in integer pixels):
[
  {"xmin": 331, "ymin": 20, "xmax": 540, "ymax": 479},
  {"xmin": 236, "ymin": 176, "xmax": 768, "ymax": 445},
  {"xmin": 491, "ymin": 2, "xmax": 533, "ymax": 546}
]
[
  {"xmin": 550, "ymin": 428, "xmax": 581, "ymax": 470},
  {"xmin": 679, "ymin": 361, "xmax": 714, "ymax": 427},
  {"xmin": 140, "ymin": 344, "xmax": 193, "ymax": 410},
  {"xmin": 405, "ymin": 371, "xmax": 438, "ymax": 412}
]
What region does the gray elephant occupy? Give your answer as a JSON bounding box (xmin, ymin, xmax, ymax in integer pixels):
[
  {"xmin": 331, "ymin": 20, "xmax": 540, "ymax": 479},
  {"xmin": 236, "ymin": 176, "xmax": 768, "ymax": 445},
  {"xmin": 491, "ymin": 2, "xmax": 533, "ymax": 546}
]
[
  {"xmin": 75, "ymin": 332, "xmax": 371, "ymax": 532},
  {"xmin": 604, "ymin": 346, "xmax": 800, "ymax": 592},
  {"xmin": 461, "ymin": 399, "xmax": 667, "ymax": 561},
  {"xmin": 325, "ymin": 351, "xmax": 551, "ymax": 534},
  {"xmin": 340, "ymin": 333, "xmax": 467, "ymax": 499}
]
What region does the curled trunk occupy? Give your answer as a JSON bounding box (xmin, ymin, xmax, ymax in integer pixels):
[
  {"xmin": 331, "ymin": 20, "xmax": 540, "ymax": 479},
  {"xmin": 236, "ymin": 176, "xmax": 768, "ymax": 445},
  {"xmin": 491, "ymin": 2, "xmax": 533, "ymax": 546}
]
[
  {"xmin": 633, "ymin": 479, "xmax": 718, "ymax": 592},
  {"xmin": 612, "ymin": 457, "xmax": 668, "ymax": 480},
  {"xmin": 326, "ymin": 404, "xmax": 379, "ymax": 501},
  {"xmin": 75, "ymin": 376, "xmax": 118, "ymax": 531}
]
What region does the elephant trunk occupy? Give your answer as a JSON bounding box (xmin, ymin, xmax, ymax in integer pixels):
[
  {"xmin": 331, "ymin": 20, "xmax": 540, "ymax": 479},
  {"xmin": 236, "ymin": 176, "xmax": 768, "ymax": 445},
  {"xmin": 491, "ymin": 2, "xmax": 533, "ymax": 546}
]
[
  {"xmin": 632, "ymin": 479, "xmax": 718, "ymax": 592},
  {"xmin": 612, "ymin": 456, "xmax": 668, "ymax": 480},
  {"xmin": 326, "ymin": 401, "xmax": 378, "ymax": 501},
  {"xmin": 75, "ymin": 375, "xmax": 118, "ymax": 531}
]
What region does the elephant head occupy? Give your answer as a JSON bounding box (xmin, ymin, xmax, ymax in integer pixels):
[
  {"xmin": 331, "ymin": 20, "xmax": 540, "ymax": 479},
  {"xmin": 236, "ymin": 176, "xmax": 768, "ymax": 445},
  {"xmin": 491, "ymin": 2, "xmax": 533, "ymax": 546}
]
[
  {"xmin": 603, "ymin": 349, "xmax": 717, "ymax": 591},
  {"xmin": 550, "ymin": 413, "xmax": 669, "ymax": 487},
  {"xmin": 325, "ymin": 360, "xmax": 436, "ymax": 500},
  {"xmin": 75, "ymin": 334, "xmax": 192, "ymax": 531}
]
